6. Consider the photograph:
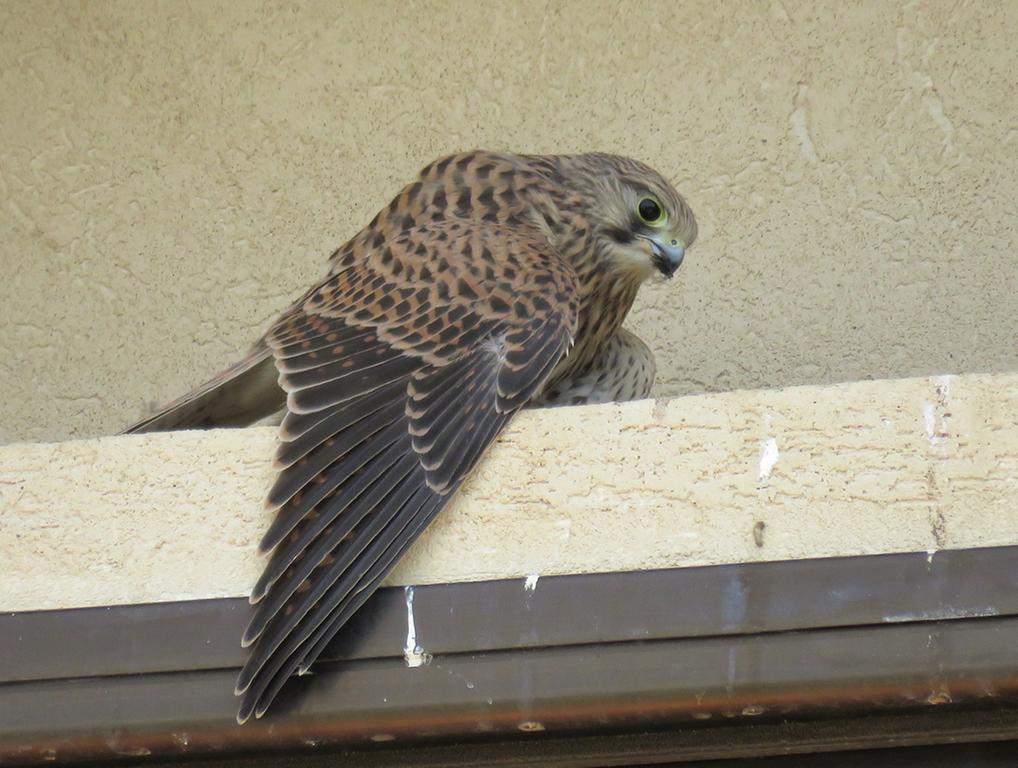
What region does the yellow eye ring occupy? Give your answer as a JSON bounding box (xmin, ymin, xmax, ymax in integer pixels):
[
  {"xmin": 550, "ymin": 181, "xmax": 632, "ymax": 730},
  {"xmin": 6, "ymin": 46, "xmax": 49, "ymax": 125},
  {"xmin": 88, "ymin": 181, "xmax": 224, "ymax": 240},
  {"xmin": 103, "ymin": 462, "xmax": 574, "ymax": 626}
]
[{"xmin": 637, "ymin": 197, "xmax": 665, "ymax": 225}]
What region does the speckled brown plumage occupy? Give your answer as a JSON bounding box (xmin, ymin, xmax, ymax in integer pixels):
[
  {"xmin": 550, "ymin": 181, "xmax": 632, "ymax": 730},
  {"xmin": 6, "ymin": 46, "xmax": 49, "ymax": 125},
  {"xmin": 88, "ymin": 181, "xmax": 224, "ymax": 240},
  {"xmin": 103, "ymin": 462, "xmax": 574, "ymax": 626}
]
[
  {"xmin": 532, "ymin": 328, "xmax": 657, "ymax": 407},
  {"xmin": 123, "ymin": 150, "xmax": 697, "ymax": 722}
]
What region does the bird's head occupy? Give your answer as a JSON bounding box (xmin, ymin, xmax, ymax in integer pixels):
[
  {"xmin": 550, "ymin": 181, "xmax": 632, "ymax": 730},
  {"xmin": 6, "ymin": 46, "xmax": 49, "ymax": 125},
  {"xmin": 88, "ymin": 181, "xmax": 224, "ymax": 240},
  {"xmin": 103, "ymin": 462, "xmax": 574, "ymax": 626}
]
[{"xmin": 557, "ymin": 153, "xmax": 697, "ymax": 281}]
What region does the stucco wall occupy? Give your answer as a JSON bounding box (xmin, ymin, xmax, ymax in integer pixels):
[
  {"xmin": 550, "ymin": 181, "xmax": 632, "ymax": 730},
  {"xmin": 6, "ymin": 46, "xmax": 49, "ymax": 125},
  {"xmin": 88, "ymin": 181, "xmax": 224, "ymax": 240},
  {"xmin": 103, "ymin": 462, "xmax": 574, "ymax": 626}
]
[{"xmin": 1, "ymin": 1, "xmax": 1016, "ymax": 444}]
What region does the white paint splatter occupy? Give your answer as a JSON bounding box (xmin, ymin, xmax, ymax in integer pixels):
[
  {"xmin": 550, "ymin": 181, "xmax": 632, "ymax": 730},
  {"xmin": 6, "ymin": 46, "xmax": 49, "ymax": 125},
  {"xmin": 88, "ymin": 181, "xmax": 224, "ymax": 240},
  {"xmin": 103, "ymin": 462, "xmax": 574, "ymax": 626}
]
[
  {"xmin": 524, "ymin": 574, "xmax": 540, "ymax": 593},
  {"xmin": 790, "ymin": 83, "xmax": 819, "ymax": 163},
  {"xmin": 925, "ymin": 375, "xmax": 953, "ymax": 445},
  {"xmin": 403, "ymin": 586, "xmax": 431, "ymax": 668},
  {"xmin": 758, "ymin": 438, "xmax": 779, "ymax": 480},
  {"xmin": 883, "ymin": 605, "xmax": 998, "ymax": 623},
  {"xmin": 923, "ymin": 402, "xmax": 936, "ymax": 442}
]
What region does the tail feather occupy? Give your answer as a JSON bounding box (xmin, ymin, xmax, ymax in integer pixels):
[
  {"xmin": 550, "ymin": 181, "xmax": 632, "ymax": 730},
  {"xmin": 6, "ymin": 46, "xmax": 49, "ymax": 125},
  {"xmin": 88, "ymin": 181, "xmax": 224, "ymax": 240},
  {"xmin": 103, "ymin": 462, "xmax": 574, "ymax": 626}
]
[{"xmin": 122, "ymin": 345, "xmax": 284, "ymax": 434}]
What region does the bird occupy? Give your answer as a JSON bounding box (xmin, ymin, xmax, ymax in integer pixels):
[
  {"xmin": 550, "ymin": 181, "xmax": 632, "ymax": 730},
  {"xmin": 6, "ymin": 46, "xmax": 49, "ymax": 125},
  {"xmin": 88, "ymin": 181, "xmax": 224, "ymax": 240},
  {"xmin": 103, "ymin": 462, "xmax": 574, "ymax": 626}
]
[{"xmin": 122, "ymin": 150, "xmax": 697, "ymax": 723}]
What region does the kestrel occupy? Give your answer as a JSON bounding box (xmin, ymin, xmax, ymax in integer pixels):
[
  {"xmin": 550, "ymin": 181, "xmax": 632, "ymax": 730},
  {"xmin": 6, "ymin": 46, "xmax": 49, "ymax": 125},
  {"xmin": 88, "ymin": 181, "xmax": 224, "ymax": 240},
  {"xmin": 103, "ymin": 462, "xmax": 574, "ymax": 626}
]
[{"xmin": 124, "ymin": 150, "xmax": 697, "ymax": 723}]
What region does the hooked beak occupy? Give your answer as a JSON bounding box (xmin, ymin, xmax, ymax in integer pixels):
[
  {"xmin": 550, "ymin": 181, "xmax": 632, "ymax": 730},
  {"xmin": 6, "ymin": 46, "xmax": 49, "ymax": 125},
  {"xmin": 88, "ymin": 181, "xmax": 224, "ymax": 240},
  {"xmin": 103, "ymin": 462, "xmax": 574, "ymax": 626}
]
[{"xmin": 643, "ymin": 235, "xmax": 686, "ymax": 278}]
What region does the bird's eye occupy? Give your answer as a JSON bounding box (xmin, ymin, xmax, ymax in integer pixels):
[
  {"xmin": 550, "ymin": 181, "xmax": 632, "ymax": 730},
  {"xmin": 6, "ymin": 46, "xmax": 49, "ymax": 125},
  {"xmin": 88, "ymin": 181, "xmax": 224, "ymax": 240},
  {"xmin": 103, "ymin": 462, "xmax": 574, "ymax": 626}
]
[{"xmin": 637, "ymin": 197, "xmax": 665, "ymax": 225}]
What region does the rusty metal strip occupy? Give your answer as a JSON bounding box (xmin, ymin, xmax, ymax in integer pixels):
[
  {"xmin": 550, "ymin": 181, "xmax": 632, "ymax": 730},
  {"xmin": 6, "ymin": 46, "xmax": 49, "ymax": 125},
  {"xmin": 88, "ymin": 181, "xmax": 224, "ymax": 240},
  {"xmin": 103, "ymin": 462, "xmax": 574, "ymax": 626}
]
[
  {"xmin": 2, "ymin": 614, "xmax": 1018, "ymax": 763},
  {"xmin": 4, "ymin": 546, "xmax": 1017, "ymax": 684},
  {"xmin": 87, "ymin": 720, "xmax": 1018, "ymax": 768}
]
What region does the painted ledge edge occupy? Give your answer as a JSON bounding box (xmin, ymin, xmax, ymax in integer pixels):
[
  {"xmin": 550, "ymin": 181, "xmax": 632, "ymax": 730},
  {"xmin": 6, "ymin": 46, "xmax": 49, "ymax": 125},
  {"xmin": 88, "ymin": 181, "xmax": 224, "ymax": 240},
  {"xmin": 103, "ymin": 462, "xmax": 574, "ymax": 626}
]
[{"xmin": 3, "ymin": 371, "xmax": 1017, "ymax": 612}]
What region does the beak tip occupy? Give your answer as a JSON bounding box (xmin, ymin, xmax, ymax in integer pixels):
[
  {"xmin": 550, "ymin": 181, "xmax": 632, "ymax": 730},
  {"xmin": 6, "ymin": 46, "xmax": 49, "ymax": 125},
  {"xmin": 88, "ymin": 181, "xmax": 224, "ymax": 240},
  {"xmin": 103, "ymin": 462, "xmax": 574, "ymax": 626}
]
[{"xmin": 647, "ymin": 238, "xmax": 685, "ymax": 278}]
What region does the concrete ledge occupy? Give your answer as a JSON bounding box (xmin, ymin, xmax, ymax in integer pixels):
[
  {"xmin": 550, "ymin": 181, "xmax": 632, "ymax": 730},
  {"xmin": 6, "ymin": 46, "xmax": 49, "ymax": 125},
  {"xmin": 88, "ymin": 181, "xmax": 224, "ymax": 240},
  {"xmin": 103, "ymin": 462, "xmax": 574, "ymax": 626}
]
[{"xmin": 4, "ymin": 373, "xmax": 1017, "ymax": 612}]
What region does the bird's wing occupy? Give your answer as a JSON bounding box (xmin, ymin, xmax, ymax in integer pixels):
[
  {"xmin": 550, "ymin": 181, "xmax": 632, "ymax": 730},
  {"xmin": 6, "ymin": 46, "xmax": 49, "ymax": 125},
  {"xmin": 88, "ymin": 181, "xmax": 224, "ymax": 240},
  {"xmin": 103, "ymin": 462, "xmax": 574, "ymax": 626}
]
[
  {"xmin": 120, "ymin": 285, "xmax": 324, "ymax": 435},
  {"xmin": 235, "ymin": 218, "xmax": 579, "ymax": 722},
  {"xmin": 120, "ymin": 344, "xmax": 283, "ymax": 433}
]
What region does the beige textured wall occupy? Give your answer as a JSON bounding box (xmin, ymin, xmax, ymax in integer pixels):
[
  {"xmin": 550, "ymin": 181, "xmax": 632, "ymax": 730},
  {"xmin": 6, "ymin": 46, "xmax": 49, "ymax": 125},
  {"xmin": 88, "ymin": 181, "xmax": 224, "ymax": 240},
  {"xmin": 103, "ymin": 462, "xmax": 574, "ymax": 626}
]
[{"xmin": 1, "ymin": 1, "xmax": 1016, "ymax": 444}]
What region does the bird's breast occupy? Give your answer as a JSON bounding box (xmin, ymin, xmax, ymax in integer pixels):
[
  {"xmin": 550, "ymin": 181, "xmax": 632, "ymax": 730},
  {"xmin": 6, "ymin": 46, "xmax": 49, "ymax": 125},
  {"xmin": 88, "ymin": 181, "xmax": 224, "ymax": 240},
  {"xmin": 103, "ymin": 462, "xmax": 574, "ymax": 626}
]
[{"xmin": 543, "ymin": 274, "xmax": 641, "ymax": 389}]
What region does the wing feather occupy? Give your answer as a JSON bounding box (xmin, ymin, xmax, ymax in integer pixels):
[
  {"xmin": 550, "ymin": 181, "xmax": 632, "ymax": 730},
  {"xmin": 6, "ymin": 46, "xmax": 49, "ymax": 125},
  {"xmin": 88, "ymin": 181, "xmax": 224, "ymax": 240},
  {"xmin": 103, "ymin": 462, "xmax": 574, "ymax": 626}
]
[
  {"xmin": 293, "ymin": 492, "xmax": 449, "ymax": 675},
  {"xmin": 429, "ymin": 404, "xmax": 511, "ymax": 494},
  {"xmin": 261, "ymin": 419, "xmax": 407, "ymax": 541},
  {"xmin": 280, "ymin": 345, "xmax": 405, "ymax": 391},
  {"xmin": 263, "ymin": 399, "xmax": 405, "ymax": 511},
  {"xmin": 285, "ymin": 355, "xmax": 420, "ymax": 414},
  {"xmin": 249, "ymin": 448, "xmax": 418, "ymax": 607},
  {"xmin": 409, "ymin": 353, "xmax": 501, "ymax": 458},
  {"xmin": 237, "ymin": 472, "xmax": 428, "ymax": 699},
  {"xmin": 274, "ymin": 327, "xmax": 380, "ymax": 371},
  {"xmin": 235, "ymin": 220, "xmax": 579, "ymax": 723},
  {"xmin": 274, "ymin": 378, "xmax": 407, "ymax": 467},
  {"xmin": 242, "ymin": 490, "xmax": 448, "ymax": 722}
]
